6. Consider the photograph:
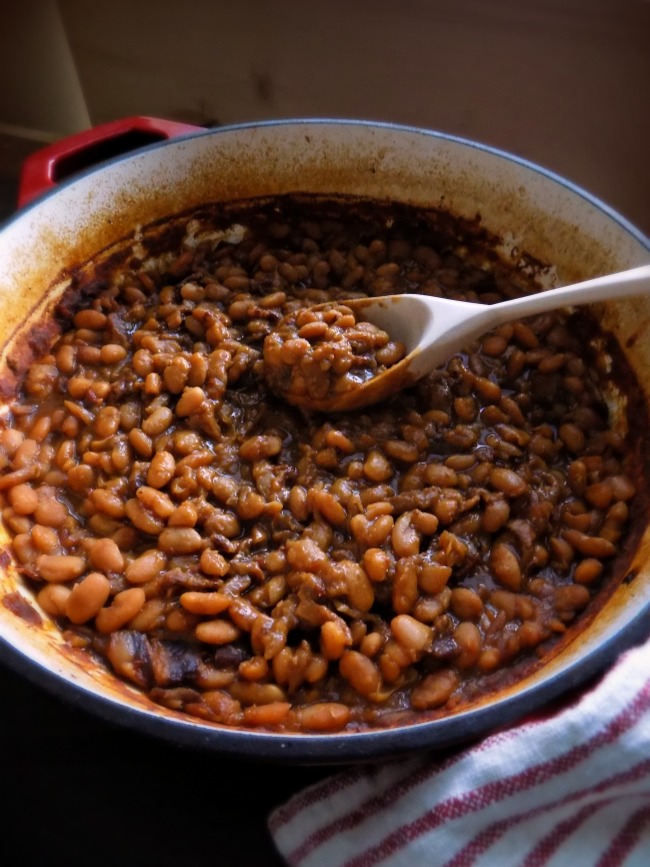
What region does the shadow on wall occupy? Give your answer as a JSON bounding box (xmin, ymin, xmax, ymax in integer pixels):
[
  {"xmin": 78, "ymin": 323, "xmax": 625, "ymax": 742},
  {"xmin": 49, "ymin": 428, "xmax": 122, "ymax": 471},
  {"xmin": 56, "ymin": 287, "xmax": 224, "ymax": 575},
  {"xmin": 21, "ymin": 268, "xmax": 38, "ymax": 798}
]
[
  {"xmin": 3, "ymin": 0, "xmax": 650, "ymax": 234},
  {"xmin": 0, "ymin": 0, "xmax": 89, "ymax": 141}
]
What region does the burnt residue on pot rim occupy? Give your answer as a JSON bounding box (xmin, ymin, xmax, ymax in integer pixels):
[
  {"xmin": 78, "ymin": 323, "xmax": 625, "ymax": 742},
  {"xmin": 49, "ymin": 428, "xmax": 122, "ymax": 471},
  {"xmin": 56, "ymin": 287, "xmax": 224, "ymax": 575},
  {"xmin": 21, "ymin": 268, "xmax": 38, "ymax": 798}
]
[{"xmin": 2, "ymin": 118, "xmax": 649, "ymax": 307}]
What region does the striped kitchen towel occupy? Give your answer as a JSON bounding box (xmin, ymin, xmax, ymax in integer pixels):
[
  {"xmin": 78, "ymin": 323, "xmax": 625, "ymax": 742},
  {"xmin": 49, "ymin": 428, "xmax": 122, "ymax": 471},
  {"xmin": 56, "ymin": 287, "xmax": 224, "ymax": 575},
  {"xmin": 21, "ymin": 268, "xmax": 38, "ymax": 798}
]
[{"xmin": 269, "ymin": 636, "xmax": 650, "ymax": 866}]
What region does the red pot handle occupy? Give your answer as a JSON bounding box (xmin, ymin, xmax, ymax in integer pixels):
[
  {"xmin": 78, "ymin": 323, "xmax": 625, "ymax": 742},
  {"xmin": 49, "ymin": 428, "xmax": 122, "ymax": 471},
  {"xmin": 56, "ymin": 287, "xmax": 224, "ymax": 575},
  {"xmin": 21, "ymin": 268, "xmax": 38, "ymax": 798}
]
[{"xmin": 18, "ymin": 116, "xmax": 204, "ymax": 208}]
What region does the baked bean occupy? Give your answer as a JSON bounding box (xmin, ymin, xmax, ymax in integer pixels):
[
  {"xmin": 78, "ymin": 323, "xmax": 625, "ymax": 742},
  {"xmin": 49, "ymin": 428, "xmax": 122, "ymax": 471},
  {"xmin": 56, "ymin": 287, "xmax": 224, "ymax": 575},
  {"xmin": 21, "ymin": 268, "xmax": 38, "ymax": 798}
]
[
  {"xmin": 181, "ymin": 592, "xmax": 231, "ymax": 615},
  {"xmin": 554, "ymin": 584, "xmax": 590, "ymax": 615},
  {"xmin": 243, "ymin": 702, "xmax": 291, "ymax": 727},
  {"xmin": 199, "ymin": 549, "xmax": 230, "ymax": 577},
  {"xmin": 474, "ymin": 376, "xmax": 502, "ymax": 403},
  {"xmin": 482, "ymin": 496, "xmax": 510, "ymax": 533},
  {"xmin": 364, "ymin": 500, "xmax": 393, "ymax": 520},
  {"xmin": 34, "ymin": 494, "xmax": 68, "ymax": 529},
  {"xmin": 311, "ymin": 489, "xmax": 346, "ymax": 525},
  {"xmin": 392, "ymin": 558, "xmax": 419, "ymax": 613},
  {"xmin": 489, "ymin": 467, "xmax": 528, "ymax": 498},
  {"xmin": 94, "ymin": 407, "xmax": 121, "ymax": 438},
  {"xmin": 74, "ymin": 309, "xmax": 106, "ymax": 330},
  {"xmin": 91, "ymin": 488, "xmax": 126, "ymax": 519},
  {"xmin": 239, "ymin": 435, "xmax": 283, "ymax": 461},
  {"xmin": 0, "ymin": 466, "xmax": 38, "ymax": 490},
  {"xmin": 383, "ymin": 440, "xmax": 419, "ymax": 463},
  {"xmin": 559, "ymin": 423, "xmax": 586, "ymax": 454},
  {"xmin": 95, "ymin": 587, "xmax": 146, "ymax": 633},
  {"xmin": 451, "ymin": 587, "xmax": 484, "ymax": 620},
  {"xmin": 363, "ymin": 450, "xmax": 393, "ymax": 482},
  {"xmin": 1, "ymin": 428, "xmax": 24, "ymax": 454},
  {"xmin": 56, "ymin": 344, "xmax": 77, "ymax": 374},
  {"xmin": 391, "ymin": 614, "xmax": 432, "ymax": 655},
  {"xmin": 144, "ymin": 372, "xmax": 162, "ymax": 396},
  {"xmin": 196, "ymin": 618, "xmax": 242, "ymax": 645},
  {"xmin": 168, "ymin": 501, "xmax": 198, "ymax": 527},
  {"xmin": 454, "ymin": 621, "xmax": 482, "ymax": 668},
  {"xmin": 8, "ymin": 483, "xmax": 38, "ymax": 515},
  {"xmin": 239, "ymin": 655, "xmax": 270, "ymax": 682},
  {"xmin": 359, "ymin": 631, "xmax": 383, "ymax": 658},
  {"xmin": 350, "ymin": 513, "xmax": 394, "ymax": 548},
  {"xmin": 339, "ymin": 651, "xmax": 381, "ymax": 697},
  {"xmin": 424, "ymin": 464, "xmax": 458, "ymax": 486},
  {"xmin": 362, "ymin": 548, "xmax": 392, "ymax": 582},
  {"xmin": 125, "ymin": 499, "xmax": 165, "ymax": 535},
  {"xmin": 391, "ymin": 512, "xmax": 421, "ymax": 557},
  {"xmin": 477, "ymin": 647, "xmax": 502, "ymax": 673},
  {"xmin": 142, "ymin": 407, "xmax": 173, "ymax": 436},
  {"xmin": 517, "ymin": 620, "xmax": 546, "ymax": 649},
  {"xmin": 164, "ymin": 606, "xmax": 197, "ymax": 633},
  {"xmin": 37, "ymin": 583, "xmax": 71, "ymax": 617},
  {"xmin": 66, "ymin": 572, "xmax": 111, "ymax": 624},
  {"xmin": 128, "ymin": 428, "xmax": 153, "ymax": 458},
  {"xmin": 163, "ymin": 357, "xmax": 191, "ymax": 393},
  {"xmin": 320, "ymin": 619, "xmax": 353, "ymax": 660},
  {"xmin": 147, "ymin": 450, "xmax": 176, "ymax": 488},
  {"xmin": 574, "ymin": 558, "xmax": 603, "ymax": 585},
  {"xmin": 454, "ymin": 396, "xmax": 478, "ymax": 422},
  {"xmin": 490, "ymin": 543, "xmax": 522, "ymax": 590},
  {"xmin": 89, "ymin": 538, "xmax": 124, "ymax": 573},
  {"xmin": 125, "ymin": 549, "xmax": 167, "ymax": 584},
  {"xmin": 411, "ymin": 669, "xmax": 459, "ymax": 710},
  {"xmin": 563, "ymin": 528, "xmax": 616, "ymax": 559},
  {"xmin": 481, "ymin": 334, "xmax": 508, "ymax": 357},
  {"xmin": 136, "ymin": 486, "xmax": 175, "ymax": 519},
  {"xmin": 158, "ymin": 527, "xmax": 203, "ymax": 555},
  {"xmin": 0, "ymin": 194, "xmax": 640, "ymax": 735},
  {"xmin": 3, "ymin": 510, "xmax": 29, "ymax": 535},
  {"xmin": 610, "ymin": 475, "xmax": 636, "ymax": 501},
  {"xmin": 297, "ymin": 703, "xmax": 351, "ymax": 732},
  {"xmin": 490, "ymin": 590, "xmax": 518, "ymax": 619},
  {"xmin": 287, "ymin": 485, "xmax": 309, "ymax": 522},
  {"xmin": 101, "ymin": 343, "xmax": 127, "ymax": 364},
  {"xmin": 433, "ymin": 496, "xmax": 462, "ymax": 525},
  {"xmin": 13, "ymin": 532, "xmax": 38, "ymax": 564},
  {"xmin": 127, "ymin": 598, "xmax": 167, "ymax": 632},
  {"xmin": 418, "ymin": 562, "xmax": 452, "ymax": 594},
  {"xmin": 585, "ymin": 480, "xmax": 614, "ymax": 510},
  {"xmin": 325, "ymin": 429, "xmax": 355, "ymax": 453},
  {"xmin": 176, "ymin": 387, "xmax": 206, "ymax": 417},
  {"xmin": 31, "ymin": 524, "xmax": 59, "ymax": 553},
  {"xmin": 36, "ymin": 554, "xmax": 86, "ymax": 583},
  {"xmin": 512, "ymin": 321, "xmax": 539, "ymax": 349}
]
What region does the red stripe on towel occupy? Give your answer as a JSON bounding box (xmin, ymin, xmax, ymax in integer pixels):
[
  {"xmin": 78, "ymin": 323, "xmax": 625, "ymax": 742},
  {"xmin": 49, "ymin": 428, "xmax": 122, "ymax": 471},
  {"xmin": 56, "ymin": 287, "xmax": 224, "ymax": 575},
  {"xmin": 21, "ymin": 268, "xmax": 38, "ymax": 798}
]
[
  {"xmin": 445, "ymin": 760, "xmax": 650, "ymax": 867},
  {"xmin": 597, "ymin": 803, "xmax": 650, "ymax": 867}
]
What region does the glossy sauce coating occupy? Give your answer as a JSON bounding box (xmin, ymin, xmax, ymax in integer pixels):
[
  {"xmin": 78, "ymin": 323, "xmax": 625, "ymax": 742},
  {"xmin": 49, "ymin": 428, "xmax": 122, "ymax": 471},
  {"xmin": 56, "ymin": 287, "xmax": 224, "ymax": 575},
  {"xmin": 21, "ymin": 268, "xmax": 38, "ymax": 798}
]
[{"xmin": 0, "ymin": 196, "xmax": 643, "ymax": 732}]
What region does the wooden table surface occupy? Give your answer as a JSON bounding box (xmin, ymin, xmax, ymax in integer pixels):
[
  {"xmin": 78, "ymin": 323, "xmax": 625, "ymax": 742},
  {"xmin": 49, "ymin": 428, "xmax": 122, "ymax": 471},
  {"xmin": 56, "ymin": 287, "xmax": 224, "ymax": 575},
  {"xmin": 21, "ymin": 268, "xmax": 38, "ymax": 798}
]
[{"xmin": 0, "ymin": 136, "xmax": 332, "ymax": 867}]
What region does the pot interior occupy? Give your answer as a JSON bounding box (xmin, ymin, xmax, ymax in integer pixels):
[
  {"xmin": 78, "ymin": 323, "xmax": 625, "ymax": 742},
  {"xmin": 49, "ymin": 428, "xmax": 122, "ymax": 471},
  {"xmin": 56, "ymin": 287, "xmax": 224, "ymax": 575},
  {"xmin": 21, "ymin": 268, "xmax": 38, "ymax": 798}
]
[{"xmin": 0, "ymin": 120, "xmax": 649, "ymax": 760}]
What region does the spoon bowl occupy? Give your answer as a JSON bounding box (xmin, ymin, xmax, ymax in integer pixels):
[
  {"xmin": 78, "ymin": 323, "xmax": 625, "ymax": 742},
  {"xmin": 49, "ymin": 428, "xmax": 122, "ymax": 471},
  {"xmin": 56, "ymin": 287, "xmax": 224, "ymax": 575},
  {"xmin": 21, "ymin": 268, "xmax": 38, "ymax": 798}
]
[{"xmin": 269, "ymin": 265, "xmax": 650, "ymax": 412}]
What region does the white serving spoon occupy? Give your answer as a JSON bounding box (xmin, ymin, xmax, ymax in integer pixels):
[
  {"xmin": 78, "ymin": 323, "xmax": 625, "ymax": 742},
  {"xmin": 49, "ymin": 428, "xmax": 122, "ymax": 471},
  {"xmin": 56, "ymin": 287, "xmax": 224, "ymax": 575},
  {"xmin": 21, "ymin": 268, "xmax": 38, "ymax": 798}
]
[{"xmin": 274, "ymin": 264, "xmax": 650, "ymax": 412}]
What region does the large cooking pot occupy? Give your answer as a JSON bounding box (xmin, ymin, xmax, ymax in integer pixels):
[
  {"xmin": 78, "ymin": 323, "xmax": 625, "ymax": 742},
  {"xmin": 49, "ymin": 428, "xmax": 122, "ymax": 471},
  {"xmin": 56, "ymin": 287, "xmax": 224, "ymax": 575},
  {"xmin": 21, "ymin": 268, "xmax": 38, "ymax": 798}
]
[{"xmin": 1, "ymin": 117, "xmax": 649, "ymax": 762}]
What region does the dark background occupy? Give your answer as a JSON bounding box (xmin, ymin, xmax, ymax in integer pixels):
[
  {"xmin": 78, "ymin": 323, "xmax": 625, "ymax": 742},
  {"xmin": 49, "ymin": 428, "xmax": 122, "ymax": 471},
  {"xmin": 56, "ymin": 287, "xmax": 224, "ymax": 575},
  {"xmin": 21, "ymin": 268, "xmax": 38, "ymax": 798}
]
[{"xmin": 1, "ymin": 659, "xmax": 333, "ymax": 866}]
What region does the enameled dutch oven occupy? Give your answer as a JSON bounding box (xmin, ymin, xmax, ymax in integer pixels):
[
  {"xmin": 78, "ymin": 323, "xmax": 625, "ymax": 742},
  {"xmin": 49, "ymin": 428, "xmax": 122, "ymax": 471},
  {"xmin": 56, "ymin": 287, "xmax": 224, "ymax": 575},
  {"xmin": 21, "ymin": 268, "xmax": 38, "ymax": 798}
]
[{"xmin": 1, "ymin": 117, "xmax": 649, "ymax": 763}]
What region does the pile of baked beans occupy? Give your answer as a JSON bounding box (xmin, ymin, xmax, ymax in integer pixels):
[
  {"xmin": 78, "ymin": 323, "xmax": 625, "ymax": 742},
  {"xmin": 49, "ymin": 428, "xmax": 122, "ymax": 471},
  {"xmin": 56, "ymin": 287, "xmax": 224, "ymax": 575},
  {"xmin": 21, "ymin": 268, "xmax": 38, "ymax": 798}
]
[
  {"xmin": 263, "ymin": 301, "xmax": 406, "ymax": 404},
  {"xmin": 0, "ymin": 196, "xmax": 640, "ymax": 732}
]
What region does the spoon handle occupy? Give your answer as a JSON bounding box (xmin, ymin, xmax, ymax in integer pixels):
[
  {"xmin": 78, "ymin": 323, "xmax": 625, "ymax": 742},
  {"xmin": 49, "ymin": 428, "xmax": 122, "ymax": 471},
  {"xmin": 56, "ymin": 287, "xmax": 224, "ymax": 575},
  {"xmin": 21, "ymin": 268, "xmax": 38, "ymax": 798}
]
[{"xmin": 484, "ymin": 264, "xmax": 650, "ymax": 327}]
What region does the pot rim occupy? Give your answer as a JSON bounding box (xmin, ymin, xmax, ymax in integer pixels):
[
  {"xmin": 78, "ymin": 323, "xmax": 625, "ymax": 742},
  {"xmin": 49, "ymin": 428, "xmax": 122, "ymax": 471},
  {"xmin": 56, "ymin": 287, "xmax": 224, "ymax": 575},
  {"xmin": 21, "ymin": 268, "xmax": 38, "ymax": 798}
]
[
  {"xmin": 1, "ymin": 117, "xmax": 649, "ymax": 763},
  {"xmin": 7, "ymin": 117, "xmax": 650, "ymax": 253},
  {"xmin": 1, "ymin": 600, "xmax": 648, "ymax": 763}
]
